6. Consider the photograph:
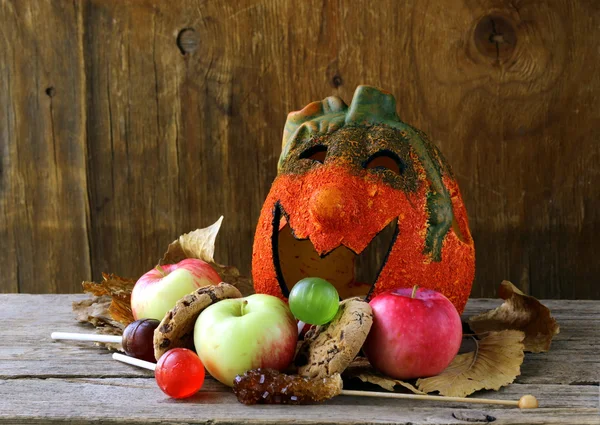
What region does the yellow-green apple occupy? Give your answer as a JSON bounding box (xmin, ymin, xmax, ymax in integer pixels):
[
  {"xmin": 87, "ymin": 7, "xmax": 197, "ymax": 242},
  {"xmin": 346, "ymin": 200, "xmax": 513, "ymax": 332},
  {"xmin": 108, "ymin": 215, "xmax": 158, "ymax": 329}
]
[
  {"xmin": 193, "ymin": 294, "xmax": 297, "ymax": 386},
  {"xmin": 131, "ymin": 259, "xmax": 221, "ymax": 321},
  {"xmin": 363, "ymin": 286, "xmax": 462, "ymax": 379}
]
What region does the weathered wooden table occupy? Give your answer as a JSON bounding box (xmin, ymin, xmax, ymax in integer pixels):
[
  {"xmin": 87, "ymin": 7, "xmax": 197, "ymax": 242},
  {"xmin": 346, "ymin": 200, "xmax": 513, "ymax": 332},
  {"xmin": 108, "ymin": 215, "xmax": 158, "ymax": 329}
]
[{"xmin": 1, "ymin": 294, "xmax": 598, "ymax": 424}]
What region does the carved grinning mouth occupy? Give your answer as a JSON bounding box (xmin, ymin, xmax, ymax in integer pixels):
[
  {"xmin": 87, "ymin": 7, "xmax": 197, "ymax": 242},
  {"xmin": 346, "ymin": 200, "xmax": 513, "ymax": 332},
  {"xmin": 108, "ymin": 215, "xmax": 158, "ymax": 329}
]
[{"xmin": 271, "ymin": 202, "xmax": 399, "ymax": 300}]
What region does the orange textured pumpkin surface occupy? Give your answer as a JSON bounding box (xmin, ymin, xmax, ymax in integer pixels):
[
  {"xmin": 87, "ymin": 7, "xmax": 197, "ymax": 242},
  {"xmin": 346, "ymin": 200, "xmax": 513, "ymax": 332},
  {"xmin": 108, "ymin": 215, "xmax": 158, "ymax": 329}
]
[{"xmin": 252, "ymin": 86, "xmax": 475, "ymax": 313}]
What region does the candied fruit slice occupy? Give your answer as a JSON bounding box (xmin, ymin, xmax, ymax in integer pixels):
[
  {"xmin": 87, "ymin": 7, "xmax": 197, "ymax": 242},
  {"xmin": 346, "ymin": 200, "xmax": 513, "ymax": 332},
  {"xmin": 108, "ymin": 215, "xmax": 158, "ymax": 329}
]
[{"xmin": 233, "ymin": 368, "xmax": 342, "ymax": 405}]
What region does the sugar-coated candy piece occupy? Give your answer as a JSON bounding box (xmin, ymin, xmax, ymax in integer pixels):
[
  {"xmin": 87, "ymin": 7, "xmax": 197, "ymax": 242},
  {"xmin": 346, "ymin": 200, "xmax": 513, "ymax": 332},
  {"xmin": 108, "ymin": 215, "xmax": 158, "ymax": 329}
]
[
  {"xmin": 155, "ymin": 348, "xmax": 205, "ymax": 399},
  {"xmin": 233, "ymin": 368, "xmax": 342, "ymax": 405}
]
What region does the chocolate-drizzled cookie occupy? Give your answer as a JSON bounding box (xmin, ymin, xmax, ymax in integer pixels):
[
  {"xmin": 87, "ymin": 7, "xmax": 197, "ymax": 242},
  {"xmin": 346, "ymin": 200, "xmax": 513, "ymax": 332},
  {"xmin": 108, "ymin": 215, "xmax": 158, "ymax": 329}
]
[
  {"xmin": 295, "ymin": 297, "xmax": 373, "ymax": 379},
  {"xmin": 153, "ymin": 282, "xmax": 242, "ymax": 361}
]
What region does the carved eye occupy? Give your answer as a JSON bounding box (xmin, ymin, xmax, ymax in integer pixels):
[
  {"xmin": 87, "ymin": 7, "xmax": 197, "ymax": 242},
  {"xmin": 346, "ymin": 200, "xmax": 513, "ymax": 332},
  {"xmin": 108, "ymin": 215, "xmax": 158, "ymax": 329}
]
[
  {"xmin": 299, "ymin": 144, "xmax": 328, "ymax": 164},
  {"xmin": 364, "ymin": 150, "xmax": 404, "ymax": 175}
]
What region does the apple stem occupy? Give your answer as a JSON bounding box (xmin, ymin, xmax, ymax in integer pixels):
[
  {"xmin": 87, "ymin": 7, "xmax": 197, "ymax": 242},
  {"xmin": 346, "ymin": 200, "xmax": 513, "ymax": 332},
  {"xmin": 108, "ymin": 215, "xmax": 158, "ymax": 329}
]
[
  {"xmin": 240, "ymin": 300, "xmax": 248, "ymax": 316},
  {"xmin": 155, "ymin": 264, "xmax": 166, "ymax": 277},
  {"xmin": 411, "ymin": 285, "xmax": 419, "ymax": 299}
]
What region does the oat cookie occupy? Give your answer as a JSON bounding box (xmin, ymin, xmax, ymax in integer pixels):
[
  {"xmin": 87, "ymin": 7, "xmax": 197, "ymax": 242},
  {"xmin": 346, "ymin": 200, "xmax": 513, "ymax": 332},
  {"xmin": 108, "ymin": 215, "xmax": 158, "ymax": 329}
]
[
  {"xmin": 295, "ymin": 297, "xmax": 373, "ymax": 379},
  {"xmin": 153, "ymin": 282, "xmax": 242, "ymax": 361}
]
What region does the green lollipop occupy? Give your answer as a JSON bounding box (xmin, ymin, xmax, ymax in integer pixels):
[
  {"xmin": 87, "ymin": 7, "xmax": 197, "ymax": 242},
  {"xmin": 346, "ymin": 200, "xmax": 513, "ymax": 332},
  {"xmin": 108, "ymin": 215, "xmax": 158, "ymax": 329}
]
[{"xmin": 288, "ymin": 277, "xmax": 339, "ymax": 325}]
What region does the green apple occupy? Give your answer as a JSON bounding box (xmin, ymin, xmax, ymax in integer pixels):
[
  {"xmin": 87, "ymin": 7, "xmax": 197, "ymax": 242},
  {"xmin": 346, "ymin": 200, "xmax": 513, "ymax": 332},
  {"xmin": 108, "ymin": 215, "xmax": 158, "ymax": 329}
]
[
  {"xmin": 131, "ymin": 259, "xmax": 221, "ymax": 321},
  {"xmin": 193, "ymin": 294, "xmax": 298, "ymax": 386}
]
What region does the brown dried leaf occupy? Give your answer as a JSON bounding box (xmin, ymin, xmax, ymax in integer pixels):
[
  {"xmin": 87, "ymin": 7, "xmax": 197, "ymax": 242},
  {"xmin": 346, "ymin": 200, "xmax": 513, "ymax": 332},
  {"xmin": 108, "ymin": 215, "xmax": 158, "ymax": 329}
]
[
  {"xmin": 468, "ymin": 280, "xmax": 560, "ymax": 353},
  {"xmin": 72, "ymin": 295, "xmax": 126, "ymax": 351},
  {"xmin": 75, "ymin": 273, "xmax": 136, "ymax": 328},
  {"xmin": 213, "ymin": 263, "xmax": 255, "ymax": 296},
  {"xmin": 73, "ymin": 217, "xmax": 252, "ymax": 336},
  {"xmin": 160, "ymin": 216, "xmax": 223, "ymax": 265},
  {"xmin": 350, "ymin": 370, "xmax": 424, "ymax": 394},
  {"xmin": 342, "ymin": 357, "xmax": 424, "ymax": 394},
  {"xmin": 72, "ymin": 296, "xmax": 115, "ymax": 327},
  {"xmin": 159, "ymin": 216, "xmax": 254, "ymax": 296},
  {"xmin": 416, "ymin": 330, "xmax": 525, "ymax": 397}
]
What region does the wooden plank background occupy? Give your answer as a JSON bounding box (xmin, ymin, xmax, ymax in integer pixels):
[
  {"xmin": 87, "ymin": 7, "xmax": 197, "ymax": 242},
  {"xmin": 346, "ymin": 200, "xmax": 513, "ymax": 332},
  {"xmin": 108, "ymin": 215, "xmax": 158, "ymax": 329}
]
[{"xmin": 0, "ymin": 0, "xmax": 598, "ymax": 298}]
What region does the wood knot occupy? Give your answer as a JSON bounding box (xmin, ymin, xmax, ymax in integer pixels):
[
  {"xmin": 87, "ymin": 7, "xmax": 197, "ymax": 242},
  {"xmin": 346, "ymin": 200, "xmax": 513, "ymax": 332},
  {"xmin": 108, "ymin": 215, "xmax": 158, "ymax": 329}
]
[
  {"xmin": 452, "ymin": 411, "xmax": 496, "ymax": 423},
  {"xmin": 45, "ymin": 87, "xmax": 55, "ymax": 97},
  {"xmin": 331, "ymin": 74, "xmax": 343, "ymax": 88},
  {"xmin": 474, "ymin": 15, "xmax": 516, "ymax": 61},
  {"xmin": 177, "ymin": 28, "xmax": 199, "ymax": 55}
]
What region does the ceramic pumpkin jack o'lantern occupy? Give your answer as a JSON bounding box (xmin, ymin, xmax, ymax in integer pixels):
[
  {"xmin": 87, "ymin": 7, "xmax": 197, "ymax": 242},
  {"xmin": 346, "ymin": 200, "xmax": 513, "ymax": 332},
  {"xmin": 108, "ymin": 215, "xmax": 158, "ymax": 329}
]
[{"xmin": 252, "ymin": 86, "xmax": 475, "ymax": 313}]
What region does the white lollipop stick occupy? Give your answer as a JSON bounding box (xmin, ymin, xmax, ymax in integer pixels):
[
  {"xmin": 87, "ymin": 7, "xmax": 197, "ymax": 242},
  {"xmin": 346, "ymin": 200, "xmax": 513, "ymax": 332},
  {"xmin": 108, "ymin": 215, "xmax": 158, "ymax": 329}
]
[
  {"xmin": 110, "ymin": 350, "xmax": 539, "ymax": 409},
  {"xmin": 51, "ymin": 332, "xmax": 122, "ymax": 344},
  {"xmin": 113, "ymin": 353, "xmax": 156, "ymax": 371}
]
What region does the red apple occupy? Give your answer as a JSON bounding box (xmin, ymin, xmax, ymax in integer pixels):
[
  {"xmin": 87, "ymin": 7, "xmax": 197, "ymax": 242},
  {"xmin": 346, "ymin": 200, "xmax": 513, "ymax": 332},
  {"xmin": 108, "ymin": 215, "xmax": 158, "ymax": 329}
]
[
  {"xmin": 131, "ymin": 259, "xmax": 221, "ymax": 321},
  {"xmin": 363, "ymin": 286, "xmax": 462, "ymax": 379}
]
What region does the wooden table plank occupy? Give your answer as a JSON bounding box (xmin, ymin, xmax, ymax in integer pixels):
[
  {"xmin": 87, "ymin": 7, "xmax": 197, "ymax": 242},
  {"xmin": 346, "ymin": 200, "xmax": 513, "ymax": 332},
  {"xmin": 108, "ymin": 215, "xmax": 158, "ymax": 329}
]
[
  {"xmin": 2, "ymin": 295, "xmax": 598, "ymax": 384},
  {"xmin": 1, "ymin": 294, "xmax": 147, "ymax": 379},
  {"xmin": 0, "ymin": 294, "xmax": 598, "ymax": 424},
  {"xmin": 0, "ymin": 379, "xmax": 598, "ymax": 425},
  {"xmin": 463, "ymin": 299, "xmax": 600, "ymax": 385}
]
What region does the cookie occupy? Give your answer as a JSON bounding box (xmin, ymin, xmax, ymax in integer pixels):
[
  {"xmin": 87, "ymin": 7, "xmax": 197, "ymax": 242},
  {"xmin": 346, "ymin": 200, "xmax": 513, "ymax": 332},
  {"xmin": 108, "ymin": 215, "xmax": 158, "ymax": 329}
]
[
  {"xmin": 295, "ymin": 297, "xmax": 373, "ymax": 379},
  {"xmin": 153, "ymin": 282, "xmax": 242, "ymax": 361}
]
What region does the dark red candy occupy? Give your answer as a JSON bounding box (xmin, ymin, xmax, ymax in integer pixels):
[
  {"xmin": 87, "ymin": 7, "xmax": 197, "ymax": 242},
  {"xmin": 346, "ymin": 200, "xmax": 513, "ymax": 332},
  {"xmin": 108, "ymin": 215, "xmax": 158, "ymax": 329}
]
[{"xmin": 121, "ymin": 319, "xmax": 160, "ymax": 362}]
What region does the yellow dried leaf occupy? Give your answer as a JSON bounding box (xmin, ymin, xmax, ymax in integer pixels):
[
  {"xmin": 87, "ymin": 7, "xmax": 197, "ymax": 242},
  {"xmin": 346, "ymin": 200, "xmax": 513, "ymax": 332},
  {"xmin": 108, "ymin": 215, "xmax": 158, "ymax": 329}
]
[
  {"xmin": 469, "ymin": 281, "xmax": 560, "ymax": 353},
  {"xmin": 159, "ymin": 216, "xmax": 254, "ymax": 296},
  {"xmin": 416, "ymin": 330, "xmax": 525, "ymax": 397},
  {"xmin": 342, "ymin": 358, "xmax": 424, "ymax": 394},
  {"xmin": 160, "ymin": 216, "xmax": 223, "ymax": 265},
  {"xmin": 352, "ymin": 371, "xmax": 424, "ymax": 394}
]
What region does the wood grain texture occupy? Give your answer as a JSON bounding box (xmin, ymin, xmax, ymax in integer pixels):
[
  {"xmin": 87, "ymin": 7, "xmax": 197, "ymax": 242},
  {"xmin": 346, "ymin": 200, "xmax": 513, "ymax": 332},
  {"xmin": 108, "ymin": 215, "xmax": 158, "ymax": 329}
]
[
  {"xmin": 0, "ymin": 0, "xmax": 91, "ymax": 293},
  {"xmin": 0, "ymin": 295, "xmax": 599, "ymax": 424},
  {"xmin": 0, "ymin": 0, "xmax": 598, "ymax": 298},
  {"xmin": 1, "ymin": 379, "xmax": 599, "ymax": 424}
]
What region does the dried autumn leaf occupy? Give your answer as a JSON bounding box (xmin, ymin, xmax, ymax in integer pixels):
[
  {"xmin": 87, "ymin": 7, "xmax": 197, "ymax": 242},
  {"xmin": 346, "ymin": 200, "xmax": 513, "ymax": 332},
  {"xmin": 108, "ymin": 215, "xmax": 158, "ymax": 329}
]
[
  {"xmin": 468, "ymin": 280, "xmax": 560, "ymax": 353},
  {"xmin": 416, "ymin": 330, "xmax": 525, "ymax": 397},
  {"xmin": 212, "ymin": 263, "xmax": 255, "ymax": 297},
  {"xmin": 72, "ymin": 296, "xmax": 118, "ymax": 328},
  {"xmin": 72, "ymin": 295, "xmax": 127, "ymax": 351},
  {"xmin": 343, "ymin": 361, "xmax": 424, "ymax": 394},
  {"xmin": 160, "ymin": 216, "xmax": 223, "ymax": 265},
  {"xmin": 354, "ymin": 372, "xmax": 424, "ymax": 394},
  {"xmin": 73, "ymin": 217, "xmax": 253, "ymax": 337},
  {"xmin": 75, "ymin": 273, "xmax": 136, "ymax": 328},
  {"xmin": 159, "ymin": 216, "xmax": 255, "ymax": 296}
]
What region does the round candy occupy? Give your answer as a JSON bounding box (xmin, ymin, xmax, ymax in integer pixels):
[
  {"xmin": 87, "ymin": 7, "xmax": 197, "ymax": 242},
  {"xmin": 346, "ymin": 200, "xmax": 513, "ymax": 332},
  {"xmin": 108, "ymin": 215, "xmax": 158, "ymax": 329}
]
[
  {"xmin": 288, "ymin": 277, "xmax": 339, "ymax": 325},
  {"xmin": 155, "ymin": 348, "xmax": 205, "ymax": 399},
  {"xmin": 121, "ymin": 319, "xmax": 160, "ymax": 362}
]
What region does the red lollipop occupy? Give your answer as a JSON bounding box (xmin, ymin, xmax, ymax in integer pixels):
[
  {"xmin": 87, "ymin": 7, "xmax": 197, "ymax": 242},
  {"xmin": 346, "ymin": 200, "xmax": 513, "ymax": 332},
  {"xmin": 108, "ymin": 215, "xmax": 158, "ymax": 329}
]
[
  {"xmin": 113, "ymin": 348, "xmax": 205, "ymax": 399},
  {"xmin": 155, "ymin": 348, "xmax": 206, "ymax": 398}
]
